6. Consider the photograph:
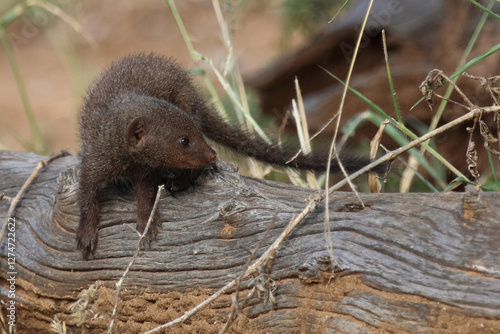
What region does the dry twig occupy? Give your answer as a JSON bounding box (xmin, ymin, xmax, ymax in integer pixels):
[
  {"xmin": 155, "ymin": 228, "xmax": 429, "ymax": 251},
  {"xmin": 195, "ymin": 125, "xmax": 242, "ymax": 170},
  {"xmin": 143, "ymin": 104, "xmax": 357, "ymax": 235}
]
[
  {"xmin": 142, "ymin": 193, "xmax": 324, "ymax": 334},
  {"xmin": 219, "ymin": 211, "xmax": 277, "ymax": 334},
  {"xmin": 1, "ymin": 150, "xmax": 69, "ymax": 242},
  {"xmin": 108, "ymin": 185, "xmax": 164, "ymax": 334}
]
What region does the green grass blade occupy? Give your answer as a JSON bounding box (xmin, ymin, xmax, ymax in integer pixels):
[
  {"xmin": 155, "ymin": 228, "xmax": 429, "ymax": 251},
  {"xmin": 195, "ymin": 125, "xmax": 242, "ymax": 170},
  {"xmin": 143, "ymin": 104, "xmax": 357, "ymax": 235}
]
[
  {"xmin": 0, "ymin": 2, "xmax": 29, "ymax": 27},
  {"xmin": 430, "ymin": 0, "xmax": 494, "ymax": 132},
  {"xmin": 450, "ymin": 42, "xmax": 500, "ymax": 79},
  {"xmin": 486, "ymin": 150, "xmax": 499, "ymax": 184},
  {"xmin": 468, "ymin": 0, "xmax": 500, "ymax": 21},
  {"xmin": 411, "ymin": 41, "xmax": 500, "ymax": 110},
  {"xmin": 165, "ymin": 0, "xmax": 228, "ymax": 119},
  {"xmin": 328, "ymin": 0, "xmax": 352, "ymax": 23},
  {"xmin": 325, "ymin": 69, "xmax": 470, "ymax": 183},
  {"xmin": 382, "ymin": 30, "xmax": 402, "ymax": 124},
  {"xmin": 0, "ymin": 27, "xmax": 45, "ymax": 153},
  {"xmin": 344, "ymin": 112, "xmax": 444, "ymax": 188}
]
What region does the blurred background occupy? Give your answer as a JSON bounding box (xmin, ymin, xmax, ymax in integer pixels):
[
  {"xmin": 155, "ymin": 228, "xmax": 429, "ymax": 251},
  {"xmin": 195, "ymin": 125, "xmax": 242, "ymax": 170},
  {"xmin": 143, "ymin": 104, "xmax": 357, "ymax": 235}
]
[
  {"xmin": 0, "ymin": 0, "xmax": 292, "ymax": 152},
  {"xmin": 1, "ymin": 0, "xmax": 499, "ymax": 190}
]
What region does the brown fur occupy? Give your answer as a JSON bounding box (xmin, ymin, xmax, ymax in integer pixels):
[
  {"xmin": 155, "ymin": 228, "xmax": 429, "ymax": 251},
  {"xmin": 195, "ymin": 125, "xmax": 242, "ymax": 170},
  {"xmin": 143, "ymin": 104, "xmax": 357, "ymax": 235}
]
[{"xmin": 77, "ymin": 53, "xmax": 379, "ymax": 259}]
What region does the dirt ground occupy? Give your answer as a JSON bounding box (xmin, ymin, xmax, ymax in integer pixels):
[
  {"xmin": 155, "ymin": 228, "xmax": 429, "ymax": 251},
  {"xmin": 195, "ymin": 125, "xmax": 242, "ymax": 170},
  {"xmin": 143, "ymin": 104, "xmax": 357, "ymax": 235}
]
[
  {"xmin": 14, "ymin": 276, "xmax": 500, "ymax": 333},
  {"xmin": 0, "ymin": 0, "xmax": 300, "ymax": 153}
]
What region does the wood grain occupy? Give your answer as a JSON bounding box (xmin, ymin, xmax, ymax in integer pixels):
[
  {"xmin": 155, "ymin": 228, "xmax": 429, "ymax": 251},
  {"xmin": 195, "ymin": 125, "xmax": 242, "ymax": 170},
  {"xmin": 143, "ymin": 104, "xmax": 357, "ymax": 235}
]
[{"xmin": 1, "ymin": 150, "xmax": 499, "ymax": 333}]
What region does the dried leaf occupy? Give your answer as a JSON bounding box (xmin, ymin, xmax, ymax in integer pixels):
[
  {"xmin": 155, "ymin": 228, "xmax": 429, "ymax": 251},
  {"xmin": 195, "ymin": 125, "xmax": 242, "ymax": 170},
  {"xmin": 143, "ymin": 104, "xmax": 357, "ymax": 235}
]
[
  {"xmin": 479, "ymin": 120, "xmax": 500, "ymax": 155},
  {"xmin": 466, "ymin": 140, "xmax": 480, "ymax": 179},
  {"xmin": 419, "ymin": 69, "xmax": 446, "ymax": 110}
]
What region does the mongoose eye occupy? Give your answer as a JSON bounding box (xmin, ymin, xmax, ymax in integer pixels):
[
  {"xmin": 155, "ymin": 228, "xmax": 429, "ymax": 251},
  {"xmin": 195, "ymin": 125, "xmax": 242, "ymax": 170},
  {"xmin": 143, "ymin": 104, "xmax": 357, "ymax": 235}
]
[{"xmin": 179, "ymin": 137, "xmax": 190, "ymax": 147}]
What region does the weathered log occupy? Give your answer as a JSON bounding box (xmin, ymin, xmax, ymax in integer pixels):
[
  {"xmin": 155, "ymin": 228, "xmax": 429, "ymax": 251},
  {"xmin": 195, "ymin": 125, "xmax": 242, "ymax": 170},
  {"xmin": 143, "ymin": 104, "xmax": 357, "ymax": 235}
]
[{"xmin": 1, "ymin": 150, "xmax": 499, "ymax": 333}]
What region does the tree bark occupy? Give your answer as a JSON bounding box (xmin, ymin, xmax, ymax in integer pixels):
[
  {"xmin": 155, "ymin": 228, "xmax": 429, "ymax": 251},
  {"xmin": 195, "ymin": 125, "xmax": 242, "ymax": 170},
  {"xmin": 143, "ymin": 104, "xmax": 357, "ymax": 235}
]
[{"xmin": 1, "ymin": 150, "xmax": 499, "ymax": 333}]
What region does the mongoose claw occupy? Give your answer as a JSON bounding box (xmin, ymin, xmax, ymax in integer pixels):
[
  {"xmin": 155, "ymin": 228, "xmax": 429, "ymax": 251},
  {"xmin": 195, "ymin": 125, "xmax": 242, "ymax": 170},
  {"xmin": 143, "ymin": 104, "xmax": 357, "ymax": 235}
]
[{"xmin": 76, "ymin": 224, "xmax": 98, "ymax": 259}]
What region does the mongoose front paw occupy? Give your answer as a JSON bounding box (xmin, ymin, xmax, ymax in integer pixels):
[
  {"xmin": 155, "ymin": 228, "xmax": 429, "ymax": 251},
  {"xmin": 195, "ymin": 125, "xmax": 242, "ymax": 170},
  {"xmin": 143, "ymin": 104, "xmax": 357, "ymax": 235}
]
[{"xmin": 76, "ymin": 224, "xmax": 98, "ymax": 259}]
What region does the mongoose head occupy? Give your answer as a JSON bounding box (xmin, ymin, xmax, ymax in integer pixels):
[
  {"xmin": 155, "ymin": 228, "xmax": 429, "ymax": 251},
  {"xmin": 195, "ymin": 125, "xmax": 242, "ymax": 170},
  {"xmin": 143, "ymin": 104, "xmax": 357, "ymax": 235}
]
[{"xmin": 114, "ymin": 94, "xmax": 216, "ymax": 169}]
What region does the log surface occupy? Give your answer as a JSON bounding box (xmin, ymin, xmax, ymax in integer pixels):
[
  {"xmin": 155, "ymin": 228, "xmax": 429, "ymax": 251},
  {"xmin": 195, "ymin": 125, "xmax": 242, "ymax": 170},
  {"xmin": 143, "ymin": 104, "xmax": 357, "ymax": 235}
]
[{"xmin": 1, "ymin": 150, "xmax": 499, "ymax": 333}]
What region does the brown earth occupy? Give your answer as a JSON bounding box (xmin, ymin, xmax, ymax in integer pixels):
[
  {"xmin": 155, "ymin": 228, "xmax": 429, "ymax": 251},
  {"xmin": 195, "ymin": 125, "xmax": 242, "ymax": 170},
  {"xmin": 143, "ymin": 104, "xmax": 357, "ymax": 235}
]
[{"xmin": 17, "ymin": 277, "xmax": 499, "ymax": 333}]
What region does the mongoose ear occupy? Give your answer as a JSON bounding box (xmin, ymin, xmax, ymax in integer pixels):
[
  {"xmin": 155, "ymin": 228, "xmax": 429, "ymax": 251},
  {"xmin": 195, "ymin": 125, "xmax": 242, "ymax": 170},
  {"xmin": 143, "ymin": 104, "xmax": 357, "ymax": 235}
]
[{"xmin": 126, "ymin": 117, "xmax": 148, "ymax": 148}]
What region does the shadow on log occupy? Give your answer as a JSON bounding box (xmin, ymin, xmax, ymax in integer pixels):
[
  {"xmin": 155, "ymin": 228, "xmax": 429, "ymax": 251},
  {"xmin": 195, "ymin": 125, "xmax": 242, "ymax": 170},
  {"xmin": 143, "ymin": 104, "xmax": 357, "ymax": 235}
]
[{"xmin": 1, "ymin": 150, "xmax": 500, "ymax": 333}]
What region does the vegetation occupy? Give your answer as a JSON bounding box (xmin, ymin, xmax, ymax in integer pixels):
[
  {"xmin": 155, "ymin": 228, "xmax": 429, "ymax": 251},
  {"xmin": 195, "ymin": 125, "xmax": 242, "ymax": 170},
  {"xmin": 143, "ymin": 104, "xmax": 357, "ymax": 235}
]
[
  {"xmin": 1, "ymin": 1, "xmax": 500, "ymax": 333},
  {"xmin": 1, "ymin": 0, "xmax": 499, "ymax": 192}
]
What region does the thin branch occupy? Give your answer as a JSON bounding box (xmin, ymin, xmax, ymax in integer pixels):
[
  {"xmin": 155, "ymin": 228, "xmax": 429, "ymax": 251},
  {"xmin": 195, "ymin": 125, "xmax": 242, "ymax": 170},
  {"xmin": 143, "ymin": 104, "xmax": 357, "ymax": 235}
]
[
  {"xmin": 324, "ymin": 0, "xmax": 374, "ymax": 199},
  {"xmin": 108, "ymin": 185, "xmax": 164, "ymax": 334},
  {"xmin": 329, "ymin": 104, "xmax": 500, "ymax": 193},
  {"xmin": 219, "ymin": 211, "xmax": 277, "ymax": 334},
  {"xmin": 142, "ymin": 198, "xmax": 322, "ymax": 334},
  {"xmin": 141, "ymin": 78, "xmax": 500, "ymax": 333},
  {"xmin": 1, "ymin": 150, "xmax": 69, "ymax": 242},
  {"xmin": 323, "ymin": 0, "xmax": 374, "ymax": 279}
]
